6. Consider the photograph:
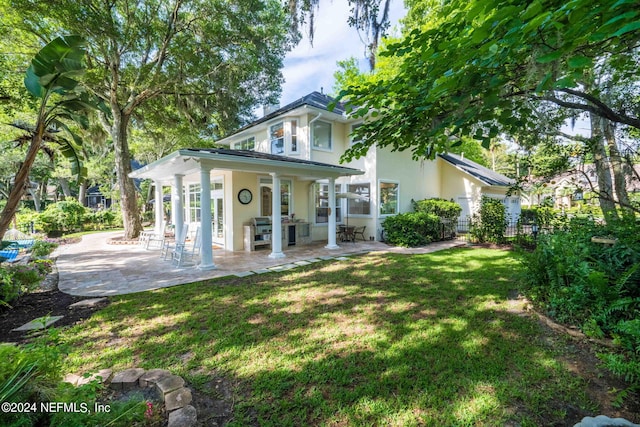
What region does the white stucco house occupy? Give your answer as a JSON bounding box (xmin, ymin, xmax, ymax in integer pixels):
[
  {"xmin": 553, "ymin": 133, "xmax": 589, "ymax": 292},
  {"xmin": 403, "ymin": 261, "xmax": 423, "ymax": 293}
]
[{"xmin": 130, "ymin": 91, "xmax": 519, "ymax": 268}]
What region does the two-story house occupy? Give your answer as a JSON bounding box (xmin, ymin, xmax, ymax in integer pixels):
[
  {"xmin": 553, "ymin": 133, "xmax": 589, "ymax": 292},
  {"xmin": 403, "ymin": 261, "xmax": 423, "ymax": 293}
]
[{"xmin": 130, "ymin": 91, "xmax": 518, "ymax": 268}]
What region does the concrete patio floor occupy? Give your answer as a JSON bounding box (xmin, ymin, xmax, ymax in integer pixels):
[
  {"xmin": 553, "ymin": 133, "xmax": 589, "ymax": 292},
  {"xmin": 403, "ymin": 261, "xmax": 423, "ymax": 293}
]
[{"xmin": 55, "ymin": 231, "xmax": 464, "ymax": 296}]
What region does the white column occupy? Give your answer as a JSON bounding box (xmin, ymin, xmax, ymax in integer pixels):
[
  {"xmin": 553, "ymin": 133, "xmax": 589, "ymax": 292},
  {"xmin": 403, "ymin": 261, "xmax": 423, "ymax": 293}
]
[
  {"xmin": 172, "ymin": 174, "xmax": 184, "ymax": 239},
  {"xmin": 199, "ymin": 165, "xmax": 216, "ymax": 270},
  {"xmin": 154, "ymin": 180, "xmax": 164, "ymax": 234},
  {"xmin": 325, "ymin": 177, "xmax": 339, "ymax": 249},
  {"xmin": 269, "ymin": 172, "xmax": 285, "ymax": 259}
]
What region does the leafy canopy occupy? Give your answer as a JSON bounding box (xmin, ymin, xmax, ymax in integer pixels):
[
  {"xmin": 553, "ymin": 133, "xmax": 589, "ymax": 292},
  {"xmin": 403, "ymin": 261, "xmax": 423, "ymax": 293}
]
[{"xmin": 337, "ymin": 0, "xmax": 640, "ymax": 162}]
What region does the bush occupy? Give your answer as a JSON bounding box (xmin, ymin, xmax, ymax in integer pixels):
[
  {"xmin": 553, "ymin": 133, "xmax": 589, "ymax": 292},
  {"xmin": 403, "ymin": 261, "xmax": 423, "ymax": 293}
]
[
  {"xmin": 30, "ymin": 240, "xmax": 58, "ymax": 258},
  {"xmin": 469, "ymin": 196, "xmax": 507, "ymax": 243},
  {"xmin": 0, "ymin": 262, "xmax": 49, "ymax": 307},
  {"xmin": 413, "ymin": 198, "xmax": 462, "ymax": 239},
  {"xmin": 521, "ymin": 216, "xmax": 640, "ymax": 387},
  {"xmin": 36, "ymin": 198, "xmax": 88, "ymax": 236},
  {"xmin": 382, "ymin": 212, "xmax": 441, "ymax": 247}
]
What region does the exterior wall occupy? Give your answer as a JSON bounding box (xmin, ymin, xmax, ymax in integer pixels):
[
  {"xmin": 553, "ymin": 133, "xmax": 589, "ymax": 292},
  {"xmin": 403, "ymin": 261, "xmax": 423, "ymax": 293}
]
[{"xmin": 438, "ymin": 158, "xmax": 485, "ymax": 220}]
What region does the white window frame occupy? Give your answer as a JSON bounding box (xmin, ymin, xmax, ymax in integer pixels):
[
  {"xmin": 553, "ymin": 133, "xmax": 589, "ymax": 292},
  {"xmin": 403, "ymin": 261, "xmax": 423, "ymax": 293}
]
[
  {"xmin": 311, "ymin": 120, "xmax": 332, "ymax": 151},
  {"xmin": 346, "ymin": 182, "xmax": 371, "ymax": 217},
  {"xmin": 259, "ymin": 177, "xmax": 292, "ymax": 217},
  {"xmin": 314, "ymin": 182, "xmax": 342, "ymax": 225},
  {"xmin": 378, "ymin": 180, "xmax": 399, "ymax": 216},
  {"xmin": 233, "ymin": 136, "xmax": 255, "ymax": 150},
  {"xmin": 289, "ymin": 120, "xmax": 299, "ymax": 154},
  {"xmin": 270, "ymin": 122, "xmax": 285, "ymax": 155}
]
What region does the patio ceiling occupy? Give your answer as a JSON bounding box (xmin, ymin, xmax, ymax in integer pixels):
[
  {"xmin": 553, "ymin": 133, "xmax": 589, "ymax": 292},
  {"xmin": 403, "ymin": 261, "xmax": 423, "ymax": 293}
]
[{"xmin": 129, "ymin": 148, "xmax": 364, "ymax": 184}]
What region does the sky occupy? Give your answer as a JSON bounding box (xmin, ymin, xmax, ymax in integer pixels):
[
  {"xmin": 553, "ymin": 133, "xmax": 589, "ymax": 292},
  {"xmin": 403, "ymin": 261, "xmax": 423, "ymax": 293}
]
[{"xmin": 279, "ymin": 0, "xmax": 407, "ymax": 107}]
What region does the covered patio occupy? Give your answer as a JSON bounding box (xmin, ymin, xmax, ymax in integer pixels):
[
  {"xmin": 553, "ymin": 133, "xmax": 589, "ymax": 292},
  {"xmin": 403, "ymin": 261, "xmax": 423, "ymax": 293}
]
[{"xmin": 129, "ymin": 148, "xmax": 365, "ymax": 269}]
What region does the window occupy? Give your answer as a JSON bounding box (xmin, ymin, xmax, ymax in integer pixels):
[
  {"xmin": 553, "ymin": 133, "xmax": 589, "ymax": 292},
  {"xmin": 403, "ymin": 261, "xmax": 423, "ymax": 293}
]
[
  {"xmin": 233, "ymin": 136, "xmax": 255, "ymax": 150},
  {"xmin": 347, "ymin": 183, "xmax": 371, "ymax": 215},
  {"xmin": 315, "ymin": 183, "xmax": 342, "ymax": 224},
  {"xmin": 290, "ymin": 120, "xmax": 298, "ymax": 153},
  {"xmin": 379, "ymin": 182, "xmax": 399, "ymax": 215},
  {"xmin": 270, "ymin": 122, "xmax": 284, "ymax": 154},
  {"xmin": 188, "ymin": 184, "xmax": 201, "ymax": 222},
  {"xmin": 312, "ymin": 120, "xmax": 332, "ymax": 150},
  {"xmin": 259, "ymin": 178, "xmax": 291, "ymax": 217}
]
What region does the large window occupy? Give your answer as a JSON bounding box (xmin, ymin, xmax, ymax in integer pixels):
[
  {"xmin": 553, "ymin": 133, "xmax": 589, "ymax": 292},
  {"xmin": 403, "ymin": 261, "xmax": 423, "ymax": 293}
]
[
  {"xmin": 315, "ymin": 183, "xmax": 342, "ymax": 224},
  {"xmin": 260, "ymin": 178, "xmax": 291, "ymax": 217},
  {"xmin": 379, "ymin": 182, "xmax": 399, "ymax": 215},
  {"xmin": 188, "ymin": 183, "xmax": 201, "ymax": 222},
  {"xmin": 312, "ymin": 120, "xmax": 332, "ymax": 150},
  {"xmin": 233, "ymin": 136, "xmax": 255, "ymax": 150},
  {"xmin": 270, "ymin": 122, "xmax": 284, "ymax": 154},
  {"xmin": 347, "ymin": 183, "xmax": 371, "ymax": 215}
]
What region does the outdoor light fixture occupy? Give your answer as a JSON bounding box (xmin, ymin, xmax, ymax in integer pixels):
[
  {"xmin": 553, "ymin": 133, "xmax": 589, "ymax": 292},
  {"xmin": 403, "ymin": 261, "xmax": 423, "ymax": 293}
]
[{"xmin": 532, "ymin": 221, "xmax": 539, "ymax": 240}]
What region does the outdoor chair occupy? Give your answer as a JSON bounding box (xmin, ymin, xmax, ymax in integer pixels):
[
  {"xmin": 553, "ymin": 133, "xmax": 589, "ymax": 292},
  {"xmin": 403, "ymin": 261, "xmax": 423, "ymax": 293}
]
[
  {"xmin": 162, "ymin": 223, "xmax": 188, "ymax": 260},
  {"xmin": 353, "ymin": 226, "xmax": 366, "ymax": 241},
  {"xmin": 172, "ymin": 225, "xmax": 201, "ymax": 267},
  {"xmin": 144, "ymin": 221, "xmax": 169, "ymax": 249}
]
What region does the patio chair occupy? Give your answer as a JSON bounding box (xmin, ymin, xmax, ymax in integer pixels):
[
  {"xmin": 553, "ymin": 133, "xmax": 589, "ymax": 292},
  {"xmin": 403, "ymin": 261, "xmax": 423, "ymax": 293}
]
[
  {"xmin": 172, "ymin": 225, "xmax": 201, "ymax": 267},
  {"xmin": 144, "ymin": 221, "xmax": 169, "ymax": 249},
  {"xmin": 353, "ymin": 226, "xmax": 366, "ymax": 241},
  {"xmin": 162, "ymin": 223, "xmax": 188, "ymax": 260}
]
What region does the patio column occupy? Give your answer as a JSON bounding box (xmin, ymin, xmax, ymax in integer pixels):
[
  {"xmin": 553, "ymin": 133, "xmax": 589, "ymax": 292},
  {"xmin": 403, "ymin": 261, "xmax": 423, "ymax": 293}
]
[
  {"xmin": 172, "ymin": 174, "xmax": 184, "ymax": 238},
  {"xmin": 269, "ymin": 172, "xmax": 285, "ymax": 259},
  {"xmin": 154, "ymin": 180, "xmax": 164, "ymax": 234},
  {"xmin": 199, "ymin": 165, "xmax": 216, "ymax": 270},
  {"xmin": 325, "ymin": 177, "xmax": 339, "ymax": 249}
]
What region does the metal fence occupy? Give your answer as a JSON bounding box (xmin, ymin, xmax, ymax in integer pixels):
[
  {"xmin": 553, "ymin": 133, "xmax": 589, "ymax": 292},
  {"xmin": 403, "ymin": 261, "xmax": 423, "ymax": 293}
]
[{"xmin": 454, "ymin": 218, "xmax": 540, "ymax": 243}]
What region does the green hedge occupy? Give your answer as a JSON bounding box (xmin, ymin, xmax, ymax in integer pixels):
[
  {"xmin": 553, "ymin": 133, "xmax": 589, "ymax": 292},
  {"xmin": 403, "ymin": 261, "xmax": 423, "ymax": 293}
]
[{"xmin": 382, "ymin": 212, "xmax": 441, "ymax": 247}]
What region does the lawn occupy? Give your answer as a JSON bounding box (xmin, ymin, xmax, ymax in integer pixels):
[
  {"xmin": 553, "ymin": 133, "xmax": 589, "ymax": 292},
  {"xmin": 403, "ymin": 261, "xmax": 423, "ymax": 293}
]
[{"xmin": 60, "ymin": 248, "xmax": 595, "ymax": 426}]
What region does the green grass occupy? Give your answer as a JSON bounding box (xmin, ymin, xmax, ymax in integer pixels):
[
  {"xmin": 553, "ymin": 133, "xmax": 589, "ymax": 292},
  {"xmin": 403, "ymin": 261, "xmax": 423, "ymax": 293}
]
[{"xmin": 60, "ymin": 248, "xmax": 595, "ymax": 426}]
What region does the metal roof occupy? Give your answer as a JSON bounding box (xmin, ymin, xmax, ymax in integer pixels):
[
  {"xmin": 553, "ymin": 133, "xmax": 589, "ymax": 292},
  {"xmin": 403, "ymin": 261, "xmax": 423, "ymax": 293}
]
[{"xmin": 438, "ymin": 153, "xmax": 515, "ymax": 187}]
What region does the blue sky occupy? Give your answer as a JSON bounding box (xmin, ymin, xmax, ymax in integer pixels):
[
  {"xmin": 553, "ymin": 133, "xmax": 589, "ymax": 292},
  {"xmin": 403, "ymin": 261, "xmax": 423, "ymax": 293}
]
[{"xmin": 279, "ymin": 0, "xmax": 407, "ymax": 106}]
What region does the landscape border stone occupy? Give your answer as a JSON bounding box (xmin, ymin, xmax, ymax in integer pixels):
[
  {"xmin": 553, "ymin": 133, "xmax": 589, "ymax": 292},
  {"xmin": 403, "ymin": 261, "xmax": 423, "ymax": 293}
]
[{"xmin": 65, "ymin": 367, "xmax": 197, "ymax": 427}]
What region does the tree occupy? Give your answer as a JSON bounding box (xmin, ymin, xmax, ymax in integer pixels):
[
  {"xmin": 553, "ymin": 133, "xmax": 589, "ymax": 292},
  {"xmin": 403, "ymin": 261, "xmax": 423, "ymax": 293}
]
[
  {"xmin": 339, "ymin": 0, "xmax": 640, "ymax": 163},
  {"xmin": 10, "ymin": 0, "xmax": 294, "ymax": 239},
  {"xmin": 0, "ymin": 35, "xmax": 103, "ymax": 240}
]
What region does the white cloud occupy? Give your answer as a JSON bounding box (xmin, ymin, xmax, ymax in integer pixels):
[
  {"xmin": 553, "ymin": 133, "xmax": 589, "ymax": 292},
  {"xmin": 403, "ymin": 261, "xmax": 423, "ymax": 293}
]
[{"xmin": 280, "ymin": 0, "xmax": 406, "ymax": 105}]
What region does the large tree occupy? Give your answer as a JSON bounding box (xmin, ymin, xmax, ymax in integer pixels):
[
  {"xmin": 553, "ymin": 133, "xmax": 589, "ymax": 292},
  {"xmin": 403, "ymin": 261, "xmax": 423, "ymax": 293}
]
[
  {"xmin": 10, "ymin": 0, "xmax": 293, "ymax": 239},
  {"xmin": 339, "ymin": 0, "xmax": 640, "ymax": 163}
]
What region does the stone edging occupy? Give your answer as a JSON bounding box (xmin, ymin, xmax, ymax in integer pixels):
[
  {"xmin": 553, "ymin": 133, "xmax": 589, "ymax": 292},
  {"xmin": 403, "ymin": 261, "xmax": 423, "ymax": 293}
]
[
  {"xmin": 106, "ymin": 237, "xmax": 141, "ymax": 245},
  {"xmin": 64, "ymin": 368, "xmax": 197, "ymax": 427}
]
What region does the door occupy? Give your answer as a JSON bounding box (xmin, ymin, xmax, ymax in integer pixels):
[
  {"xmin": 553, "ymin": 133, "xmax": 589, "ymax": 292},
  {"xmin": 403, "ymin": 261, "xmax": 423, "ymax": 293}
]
[{"xmin": 211, "ymin": 180, "xmax": 224, "ymax": 247}]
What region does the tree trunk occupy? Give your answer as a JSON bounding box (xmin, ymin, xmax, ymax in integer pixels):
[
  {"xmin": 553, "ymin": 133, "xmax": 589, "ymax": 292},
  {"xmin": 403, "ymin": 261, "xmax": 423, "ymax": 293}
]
[
  {"xmin": 111, "ymin": 111, "xmax": 143, "ymax": 239},
  {"xmin": 59, "ymin": 177, "xmax": 72, "ymax": 199},
  {"xmin": 604, "ymin": 120, "xmax": 633, "ymax": 219},
  {"xmin": 589, "ymin": 113, "xmax": 618, "ymax": 223},
  {"xmin": 0, "ymin": 124, "xmax": 44, "ymax": 240},
  {"xmin": 79, "ymin": 181, "xmax": 88, "ymax": 207}
]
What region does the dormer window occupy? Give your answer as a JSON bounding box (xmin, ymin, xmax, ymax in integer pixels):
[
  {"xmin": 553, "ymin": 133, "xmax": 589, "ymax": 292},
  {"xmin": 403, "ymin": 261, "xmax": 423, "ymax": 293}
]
[
  {"xmin": 312, "ymin": 120, "xmax": 332, "ymax": 151},
  {"xmin": 233, "ymin": 136, "xmax": 255, "ymax": 150},
  {"xmin": 270, "ymin": 122, "xmax": 284, "ymax": 154}
]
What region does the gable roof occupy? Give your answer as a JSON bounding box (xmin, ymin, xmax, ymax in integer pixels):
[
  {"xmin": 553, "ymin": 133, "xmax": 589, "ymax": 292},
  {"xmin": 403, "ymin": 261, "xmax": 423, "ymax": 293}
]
[
  {"xmin": 220, "ymin": 91, "xmax": 346, "ymax": 142},
  {"xmin": 438, "ymin": 153, "xmax": 515, "ymax": 187}
]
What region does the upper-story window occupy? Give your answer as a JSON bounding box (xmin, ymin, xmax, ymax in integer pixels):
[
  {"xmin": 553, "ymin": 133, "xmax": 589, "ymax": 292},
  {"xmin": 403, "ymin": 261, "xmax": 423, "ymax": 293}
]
[
  {"xmin": 270, "ymin": 122, "xmax": 284, "ymax": 155},
  {"xmin": 312, "ymin": 120, "xmax": 332, "ymax": 151},
  {"xmin": 233, "ymin": 136, "xmax": 255, "ymax": 150},
  {"xmin": 290, "ymin": 120, "xmax": 298, "ymax": 153}
]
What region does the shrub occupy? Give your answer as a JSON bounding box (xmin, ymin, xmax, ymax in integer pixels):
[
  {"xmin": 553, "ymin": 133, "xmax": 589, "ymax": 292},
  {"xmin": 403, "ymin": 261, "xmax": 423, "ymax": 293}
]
[
  {"xmin": 30, "ymin": 240, "xmax": 58, "ymax": 258},
  {"xmin": 413, "ymin": 198, "xmax": 462, "ymax": 238},
  {"xmin": 36, "ymin": 198, "xmax": 87, "ymax": 236},
  {"xmin": 469, "ymin": 196, "xmax": 507, "ymax": 243},
  {"xmin": 382, "ymin": 212, "xmax": 440, "ymax": 247},
  {"xmin": 521, "ymin": 216, "xmax": 640, "ymax": 387}
]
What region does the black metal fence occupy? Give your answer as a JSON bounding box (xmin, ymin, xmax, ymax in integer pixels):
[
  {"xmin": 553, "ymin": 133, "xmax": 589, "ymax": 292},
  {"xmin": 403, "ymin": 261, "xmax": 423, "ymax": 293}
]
[{"xmin": 454, "ymin": 218, "xmax": 540, "ymax": 243}]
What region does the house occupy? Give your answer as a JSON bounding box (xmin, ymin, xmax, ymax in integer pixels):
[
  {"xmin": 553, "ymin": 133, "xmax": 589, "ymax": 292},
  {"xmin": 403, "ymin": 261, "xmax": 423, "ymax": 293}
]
[{"xmin": 129, "ymin": 91, "xmax": 518, "ymax": 268}]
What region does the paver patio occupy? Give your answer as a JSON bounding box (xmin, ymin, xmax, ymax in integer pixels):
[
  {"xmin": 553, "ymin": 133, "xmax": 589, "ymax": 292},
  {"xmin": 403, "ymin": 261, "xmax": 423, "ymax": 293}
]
[{"xmin": 55, "ymin": 231, "xmax": 464, "ymax": 296}]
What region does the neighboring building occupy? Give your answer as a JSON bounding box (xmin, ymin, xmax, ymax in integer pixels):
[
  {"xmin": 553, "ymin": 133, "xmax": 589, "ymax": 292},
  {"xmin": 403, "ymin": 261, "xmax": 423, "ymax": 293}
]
[{"xmin": 130, "ymin": 92, "xmax": 518, "ymax": 266}]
